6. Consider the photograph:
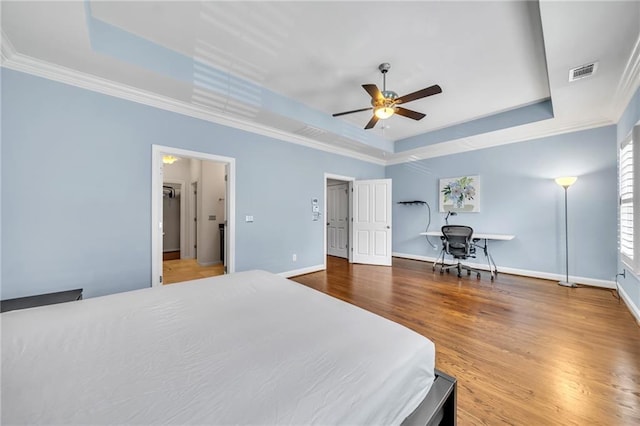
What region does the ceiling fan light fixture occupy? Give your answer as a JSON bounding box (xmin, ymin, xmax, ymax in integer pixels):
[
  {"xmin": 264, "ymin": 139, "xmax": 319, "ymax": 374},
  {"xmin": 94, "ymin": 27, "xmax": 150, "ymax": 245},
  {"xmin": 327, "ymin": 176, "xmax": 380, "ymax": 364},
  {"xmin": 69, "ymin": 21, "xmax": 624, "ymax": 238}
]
[
  {"xmin": 331, "ymin": 62, "xmax": 442, "ymax": 129},
  {"xmin": 374, "ymin": 106, "xmax": 395, "ymax": 119},
  {"xmin": 381, "ymin": 90, "xmax": 398, "ymax": 100},
  {"xmin": 162, "ymin": 155, "xmax": 179, "ymax": 164}
]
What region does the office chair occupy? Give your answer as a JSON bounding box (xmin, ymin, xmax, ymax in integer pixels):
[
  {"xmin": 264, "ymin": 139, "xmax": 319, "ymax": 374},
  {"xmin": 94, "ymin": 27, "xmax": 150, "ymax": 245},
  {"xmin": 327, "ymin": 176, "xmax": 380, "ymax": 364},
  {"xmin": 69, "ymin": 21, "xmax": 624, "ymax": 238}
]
[{"xmin": 440, "ymin": 225, "xmax": 482, "ymax": 280}]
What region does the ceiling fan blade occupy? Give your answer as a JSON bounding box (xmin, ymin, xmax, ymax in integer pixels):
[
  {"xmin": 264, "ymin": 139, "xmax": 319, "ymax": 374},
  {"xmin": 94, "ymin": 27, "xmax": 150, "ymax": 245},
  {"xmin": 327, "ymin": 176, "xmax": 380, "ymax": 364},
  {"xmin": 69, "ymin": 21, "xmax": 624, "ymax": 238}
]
[
  {"xmin": 364, "ymin": 115, "xmax": 379, "ymax": 129},
  {"xmin": 396, "ymin": 85, "xmax": 442, "ymax": 104},
  {"xmin": 395, "ymin": 107, "xmax": 426, "ymax": 121},
  {"xmin": 362, "ymin": 84, "xmax": 383, "ymax": 101},
  {"xmin": 332, "ymin": 107, "xmax": 373, "ymax": 117}
]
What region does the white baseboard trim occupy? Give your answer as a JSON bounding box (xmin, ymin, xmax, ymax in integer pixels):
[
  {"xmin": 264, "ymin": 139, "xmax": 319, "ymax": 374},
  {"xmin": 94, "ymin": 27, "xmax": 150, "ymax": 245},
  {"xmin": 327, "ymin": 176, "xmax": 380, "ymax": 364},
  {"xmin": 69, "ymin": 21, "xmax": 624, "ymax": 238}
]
[
  {"xmin": 617, "ymin": 283, "xmax": 640, "ymax": 325},
  {"xmin": 279, "ymin": 264, "xmax": 325, "ymax": 278},
  {"xmin": 392, "ymin": 252, "xmax": 617, "ymax": 289}
]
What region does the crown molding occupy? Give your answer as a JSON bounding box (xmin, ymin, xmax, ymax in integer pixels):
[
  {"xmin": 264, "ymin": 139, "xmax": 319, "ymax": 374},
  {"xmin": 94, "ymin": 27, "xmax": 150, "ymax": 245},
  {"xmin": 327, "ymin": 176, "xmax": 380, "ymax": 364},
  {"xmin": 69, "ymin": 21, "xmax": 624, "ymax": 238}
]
[
  {"xmin": 0, "ymin": 30, "xmax": 17, "ymax": 64},
  {"xmin": 385, "ymin": 117, "xmax": 613, "ymax": 165},
  {"xmin": 1, "ymin": 32, "xmax": 630, "ymax": 168},
  {"xmin": 1, "ymin": 49, "xmax": 386, "ymax": 166},
  {"xmin": 611, "ymin": 33, "xmax": 640, "ymax": 122}
]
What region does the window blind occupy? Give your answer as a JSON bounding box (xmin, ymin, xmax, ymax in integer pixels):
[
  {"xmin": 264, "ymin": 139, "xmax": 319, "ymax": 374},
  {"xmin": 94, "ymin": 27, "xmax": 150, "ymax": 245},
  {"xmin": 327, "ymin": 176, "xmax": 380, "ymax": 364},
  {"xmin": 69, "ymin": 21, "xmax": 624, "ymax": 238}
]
[{"xmin": 620, "ymin": 137, "xmax": 634, "ymax": 261}]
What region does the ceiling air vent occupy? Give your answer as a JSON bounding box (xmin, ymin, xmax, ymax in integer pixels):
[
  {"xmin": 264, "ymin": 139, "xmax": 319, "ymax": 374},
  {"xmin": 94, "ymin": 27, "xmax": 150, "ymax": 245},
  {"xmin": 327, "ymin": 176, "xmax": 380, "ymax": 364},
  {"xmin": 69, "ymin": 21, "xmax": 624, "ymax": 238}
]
[
  {"xmin": 568, "ymin": 62, "xmax": 598, "ymax": 82},
  {"xmin": 293, "ymin": 125, "xmax": 326, "ymax": 139}
]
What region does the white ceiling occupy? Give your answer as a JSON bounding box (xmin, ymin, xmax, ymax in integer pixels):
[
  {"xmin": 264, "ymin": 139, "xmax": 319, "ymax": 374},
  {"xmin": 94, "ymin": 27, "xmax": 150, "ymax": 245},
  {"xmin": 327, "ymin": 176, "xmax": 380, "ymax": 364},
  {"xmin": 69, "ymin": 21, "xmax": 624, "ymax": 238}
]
[{"xmin": 2, "ymin": 1, "xmax": 639, "ymax": 163}]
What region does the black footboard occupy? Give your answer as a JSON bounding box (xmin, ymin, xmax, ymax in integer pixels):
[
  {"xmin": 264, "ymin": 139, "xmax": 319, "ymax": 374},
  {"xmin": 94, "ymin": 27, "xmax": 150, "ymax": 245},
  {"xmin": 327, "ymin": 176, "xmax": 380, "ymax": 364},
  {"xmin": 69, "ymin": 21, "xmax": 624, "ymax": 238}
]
[{"xmin": 401, "ymin": 369, "xmax": 457, "ymax": 426}]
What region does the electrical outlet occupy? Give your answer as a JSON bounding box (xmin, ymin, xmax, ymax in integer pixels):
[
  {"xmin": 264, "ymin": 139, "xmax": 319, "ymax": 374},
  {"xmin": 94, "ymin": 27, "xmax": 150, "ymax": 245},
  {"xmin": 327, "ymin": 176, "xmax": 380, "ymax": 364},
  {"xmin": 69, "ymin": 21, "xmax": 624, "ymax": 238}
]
[
  {"xmin": 245, "ymin": 215, "xmax": 254, "ymax": 223},
  {"xmin": 292, "ymin": 254, "xmax": 297, "ymax": 262}
]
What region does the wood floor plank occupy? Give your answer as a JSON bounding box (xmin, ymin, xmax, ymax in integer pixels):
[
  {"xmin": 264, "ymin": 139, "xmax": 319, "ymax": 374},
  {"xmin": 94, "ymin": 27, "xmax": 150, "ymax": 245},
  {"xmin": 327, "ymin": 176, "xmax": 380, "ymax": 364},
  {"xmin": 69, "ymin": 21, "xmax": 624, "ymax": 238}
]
[
  {"xmin": 162, "ymin": 259, "xmax": 224, "ymax": 284},
  {"xmin": 291, "ymin": 256, "xmax": 640, "ymax": 425}
]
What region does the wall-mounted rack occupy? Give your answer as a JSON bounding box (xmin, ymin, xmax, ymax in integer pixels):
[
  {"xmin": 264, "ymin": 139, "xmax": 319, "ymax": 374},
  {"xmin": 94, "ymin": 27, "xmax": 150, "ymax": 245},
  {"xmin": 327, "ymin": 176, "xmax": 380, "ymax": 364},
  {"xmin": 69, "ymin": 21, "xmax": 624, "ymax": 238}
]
[{"xmin": 397, "ymin": 200, "xmax": 427, "ymax": 205}]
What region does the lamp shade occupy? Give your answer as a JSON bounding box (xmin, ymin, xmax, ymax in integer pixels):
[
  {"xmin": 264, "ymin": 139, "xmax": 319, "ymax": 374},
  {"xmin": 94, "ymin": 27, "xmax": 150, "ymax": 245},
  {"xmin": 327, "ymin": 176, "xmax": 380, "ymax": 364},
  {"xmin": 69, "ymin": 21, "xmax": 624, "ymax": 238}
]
[{"xmin": 555, "ymin": 176, "xmax": 577, "ymax": 188}]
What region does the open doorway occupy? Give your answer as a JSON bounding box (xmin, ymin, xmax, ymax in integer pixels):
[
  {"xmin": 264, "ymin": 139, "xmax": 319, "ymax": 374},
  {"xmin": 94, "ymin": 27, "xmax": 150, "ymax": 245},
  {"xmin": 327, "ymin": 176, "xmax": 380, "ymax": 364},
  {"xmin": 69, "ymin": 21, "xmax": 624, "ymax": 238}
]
[
  {"xmin": 324, "ymin": 174, "xmax": 393, "ymax": 270},
  {"xmin": 324, "ymin": 174, "xmax": 354, "ymax": 268},
  {"xmin": 326, "ymin": 180, "xmax": 349, "ymax": 259},
  {"xmin": 152, "ymin": 146, "xmax": 236, "ymax": 287},
  {"xmin": 162, "ymin": 181, "xmax": 184, "ymax": 261}
]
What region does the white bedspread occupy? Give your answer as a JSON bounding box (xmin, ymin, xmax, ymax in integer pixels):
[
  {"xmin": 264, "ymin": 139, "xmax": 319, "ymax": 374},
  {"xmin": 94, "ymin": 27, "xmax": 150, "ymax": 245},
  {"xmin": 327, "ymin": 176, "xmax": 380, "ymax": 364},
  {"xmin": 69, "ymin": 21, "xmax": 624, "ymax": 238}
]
[{"xmin": 2, "ymin": 270, "xmax": 435, "ymax": 425}]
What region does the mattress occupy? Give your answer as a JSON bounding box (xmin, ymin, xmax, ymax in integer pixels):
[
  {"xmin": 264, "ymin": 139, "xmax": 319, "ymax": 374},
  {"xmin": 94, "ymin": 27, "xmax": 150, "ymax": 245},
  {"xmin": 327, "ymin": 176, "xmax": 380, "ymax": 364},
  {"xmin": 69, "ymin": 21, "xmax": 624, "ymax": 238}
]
[{"xmin": 2, "ymin": 270, "xmax": 435, "ymax": 425}]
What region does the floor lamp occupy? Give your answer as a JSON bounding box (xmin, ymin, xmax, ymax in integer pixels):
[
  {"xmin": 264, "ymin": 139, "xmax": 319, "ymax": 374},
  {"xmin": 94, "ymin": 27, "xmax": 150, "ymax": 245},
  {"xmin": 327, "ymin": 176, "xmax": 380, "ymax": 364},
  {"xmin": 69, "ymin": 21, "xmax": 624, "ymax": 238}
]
[{"xmin": 555, "ymin": 176, "xmax": 578, "ymax": 287}]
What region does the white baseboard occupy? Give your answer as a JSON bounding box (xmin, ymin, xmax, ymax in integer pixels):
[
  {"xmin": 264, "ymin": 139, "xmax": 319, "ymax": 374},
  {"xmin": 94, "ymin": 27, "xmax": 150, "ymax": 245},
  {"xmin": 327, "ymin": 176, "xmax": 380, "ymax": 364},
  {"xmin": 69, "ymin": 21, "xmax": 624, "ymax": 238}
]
[
  {"xmin": 617, "ymin": 283, "xmax": 640, "ymax": 325},
  {"xmin": 279, "ymin": 264, "xmax": 325, "ymax": 278},
  {"xmin": 392, "ymin": 252, "xmax": 617, "ymax": 289}
]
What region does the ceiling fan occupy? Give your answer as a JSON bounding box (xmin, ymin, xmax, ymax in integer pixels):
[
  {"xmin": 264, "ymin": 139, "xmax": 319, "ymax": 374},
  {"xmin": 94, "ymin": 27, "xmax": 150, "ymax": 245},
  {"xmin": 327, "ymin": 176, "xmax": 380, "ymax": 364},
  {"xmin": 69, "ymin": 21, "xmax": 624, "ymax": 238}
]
[{"xmin": 332, "ymin": 63, "xmax": 442, "ymax": 130}]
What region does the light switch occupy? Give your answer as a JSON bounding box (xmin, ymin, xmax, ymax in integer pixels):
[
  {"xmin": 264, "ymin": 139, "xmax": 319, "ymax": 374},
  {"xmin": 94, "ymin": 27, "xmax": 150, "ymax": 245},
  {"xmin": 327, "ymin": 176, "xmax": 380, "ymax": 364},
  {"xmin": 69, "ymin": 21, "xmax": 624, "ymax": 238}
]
[{"xmin": 245, "ymin": 215, "xmax": 254, "ymax": 222}]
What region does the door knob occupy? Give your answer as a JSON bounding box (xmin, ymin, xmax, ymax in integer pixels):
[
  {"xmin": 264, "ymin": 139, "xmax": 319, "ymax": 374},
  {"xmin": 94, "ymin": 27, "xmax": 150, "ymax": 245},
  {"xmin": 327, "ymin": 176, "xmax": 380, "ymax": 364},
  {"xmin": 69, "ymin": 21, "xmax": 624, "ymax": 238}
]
[{"xmin": 386, "ymin": 225, "xmax": 390, "ymax": 229}]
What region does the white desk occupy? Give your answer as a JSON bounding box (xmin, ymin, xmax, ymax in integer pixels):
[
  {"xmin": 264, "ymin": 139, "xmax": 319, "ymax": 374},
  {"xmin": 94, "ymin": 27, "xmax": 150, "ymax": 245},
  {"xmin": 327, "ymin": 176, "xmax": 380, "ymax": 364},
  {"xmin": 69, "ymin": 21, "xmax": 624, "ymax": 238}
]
[
  {"xmin": 420, "ymin": 231, "xmax": 514, "ymax": 241},
  {"xmin": 419, "ymin": 231, "xmax": 515, "ymax": 279}
]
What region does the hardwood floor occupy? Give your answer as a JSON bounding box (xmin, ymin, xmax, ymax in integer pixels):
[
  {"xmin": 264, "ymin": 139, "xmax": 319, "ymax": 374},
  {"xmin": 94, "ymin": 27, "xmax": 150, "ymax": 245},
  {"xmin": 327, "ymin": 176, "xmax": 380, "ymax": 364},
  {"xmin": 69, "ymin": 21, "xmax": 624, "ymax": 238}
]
[
  {"xmin": 162, "ymin": 259, "xmax": 224, "ymax": 284},
  {"xmin": 291, "ymin": 256, "xmax": 640, "ymax": 425}
]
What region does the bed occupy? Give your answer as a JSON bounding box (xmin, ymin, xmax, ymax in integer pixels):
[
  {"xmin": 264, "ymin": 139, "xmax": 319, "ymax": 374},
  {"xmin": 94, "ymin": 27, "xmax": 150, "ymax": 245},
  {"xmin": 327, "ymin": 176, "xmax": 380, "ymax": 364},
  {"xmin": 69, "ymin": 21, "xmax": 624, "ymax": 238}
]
[{"xmin": 2, "ymin": 270, "xmax": 456, "ymax": 425}]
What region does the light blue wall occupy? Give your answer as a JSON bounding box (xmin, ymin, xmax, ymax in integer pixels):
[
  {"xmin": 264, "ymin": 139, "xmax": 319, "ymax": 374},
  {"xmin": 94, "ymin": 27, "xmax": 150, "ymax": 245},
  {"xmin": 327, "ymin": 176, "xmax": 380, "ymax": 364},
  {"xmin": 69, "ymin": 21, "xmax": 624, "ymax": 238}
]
[
  {"xmin": 0, "ymin": 66, "xmax": 630, "ymax": 309},
  {"xmin": 616, "ymin": 86, "xmax": 640, "ymax": 314},
  {"xmin": 388, "ymin": 126, "xmax": 617, "ymax": 281},
  {"xmin": 395, "ymin": 100, "xmax": 554, "ymax": 152},
  {"xmin": 82, "ymin": 2, "xmax": 393, "ymax": 153},
  {"xmin": 1, "ymin": 69, "xmax": 384, "ymax": 299}
]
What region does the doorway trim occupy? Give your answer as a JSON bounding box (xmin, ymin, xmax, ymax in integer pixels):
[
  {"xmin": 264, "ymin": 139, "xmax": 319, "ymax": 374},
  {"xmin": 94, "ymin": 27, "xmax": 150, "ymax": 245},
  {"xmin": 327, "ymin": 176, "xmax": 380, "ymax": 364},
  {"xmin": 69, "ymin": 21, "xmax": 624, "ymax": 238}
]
[
  {"xmin": 152, "ymin": 145, "xmax": 236, "ymax": 287},
  {"xmin": 324, "ymin": 173, "xmax": 355, "ymax": 269}
]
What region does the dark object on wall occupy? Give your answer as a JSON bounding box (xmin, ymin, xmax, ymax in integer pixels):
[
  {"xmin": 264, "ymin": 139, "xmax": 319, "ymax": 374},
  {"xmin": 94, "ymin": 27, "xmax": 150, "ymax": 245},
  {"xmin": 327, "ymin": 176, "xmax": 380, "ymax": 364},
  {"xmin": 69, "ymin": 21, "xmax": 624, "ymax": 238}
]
[
  {"xmin": 1, "ymin": 289, "xmax": 83, "ymax": 313},
  {"xmin": 397, "ymin": 200, "xmax": 427, "ymax": 205},
  {"xmin": 398, "ymin": 200, "xmax": 438, "ymax": 249}
]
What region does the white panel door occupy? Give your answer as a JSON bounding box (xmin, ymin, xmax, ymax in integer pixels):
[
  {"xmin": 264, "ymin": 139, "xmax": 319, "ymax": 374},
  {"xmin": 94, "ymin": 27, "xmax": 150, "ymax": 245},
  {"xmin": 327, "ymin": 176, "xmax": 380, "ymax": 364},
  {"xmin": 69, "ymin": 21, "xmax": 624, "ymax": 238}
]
[
  {"xmin": 352, "ymin": 179, "xmax": 392, "ymax": 266},
  {"xmin": 327, "ymin": 183, "xmax": 349, "ymax": 258}
]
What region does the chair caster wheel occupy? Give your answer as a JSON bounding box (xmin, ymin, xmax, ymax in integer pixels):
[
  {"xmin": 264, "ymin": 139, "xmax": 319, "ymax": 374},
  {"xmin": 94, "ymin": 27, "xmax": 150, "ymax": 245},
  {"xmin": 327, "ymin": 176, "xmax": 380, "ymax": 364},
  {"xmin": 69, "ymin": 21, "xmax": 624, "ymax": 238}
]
[
  {"xmin": 467, "ymin": 270, "xmax": 471, "ymax": 276},
  {"xmin": 440, "ymin": 270, "xmax": 444, "ymax": 274},
  {"xmin": 457, "ymin": 274, "xmax": 462, "ymax": 278},
  {"xmin": 477, "ymin": 273, "xmax": 481, "ymax": 280}
]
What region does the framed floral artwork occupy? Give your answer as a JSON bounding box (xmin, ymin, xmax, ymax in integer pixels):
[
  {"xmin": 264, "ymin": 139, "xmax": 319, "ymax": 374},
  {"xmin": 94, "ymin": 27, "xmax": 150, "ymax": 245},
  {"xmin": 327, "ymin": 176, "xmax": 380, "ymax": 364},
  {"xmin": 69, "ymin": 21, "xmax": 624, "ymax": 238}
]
[{"xmin": 439, "ymin": 175, "xmax": 480, "ymax": 212}]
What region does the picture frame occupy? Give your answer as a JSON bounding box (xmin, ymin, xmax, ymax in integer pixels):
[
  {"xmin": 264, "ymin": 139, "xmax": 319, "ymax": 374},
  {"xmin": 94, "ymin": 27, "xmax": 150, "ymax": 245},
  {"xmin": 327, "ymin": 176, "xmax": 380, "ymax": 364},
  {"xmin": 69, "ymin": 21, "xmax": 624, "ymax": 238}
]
[{"xmin": 439, "ymin": 175, "xmax": 480, "ymax": 213}]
